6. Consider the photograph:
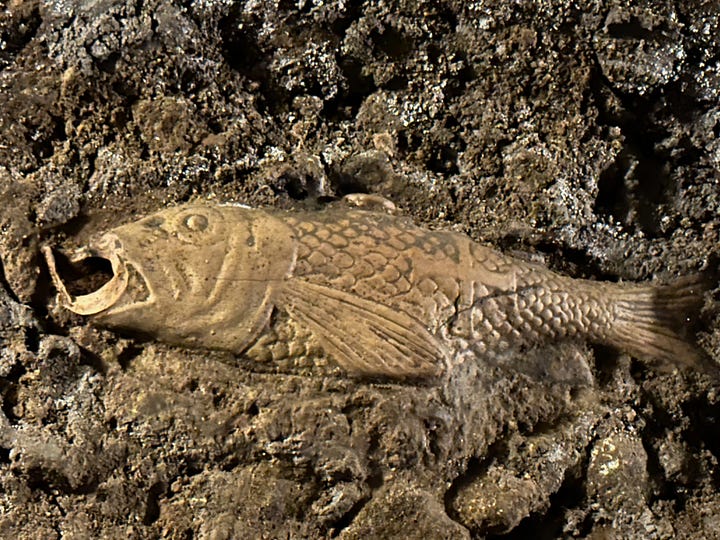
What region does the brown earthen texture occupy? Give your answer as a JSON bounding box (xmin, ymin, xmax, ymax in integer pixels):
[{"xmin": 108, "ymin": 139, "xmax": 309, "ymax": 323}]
[{"xmin": 1, "ymin": 1, "xmax": 719, "ymax": 538}]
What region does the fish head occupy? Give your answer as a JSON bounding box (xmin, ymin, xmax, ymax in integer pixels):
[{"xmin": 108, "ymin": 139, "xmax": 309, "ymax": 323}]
[{"xmin": 44, "ymin": 203, "xmax": 297, "ymax": 352}]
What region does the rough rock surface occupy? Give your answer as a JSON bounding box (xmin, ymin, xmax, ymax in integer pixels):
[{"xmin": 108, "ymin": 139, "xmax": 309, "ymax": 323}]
[{"xmin": 1, "ymin": 1, "xmax": 719, "ymax": 538}]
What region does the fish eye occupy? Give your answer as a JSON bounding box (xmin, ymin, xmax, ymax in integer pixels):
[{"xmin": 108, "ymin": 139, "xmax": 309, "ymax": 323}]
[{"xmin": 183, "ymin": 214, "xmax": 209, "ymax": 232}]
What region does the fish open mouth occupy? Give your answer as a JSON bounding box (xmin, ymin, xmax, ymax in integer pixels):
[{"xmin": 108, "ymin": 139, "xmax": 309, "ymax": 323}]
[{"xmin": 42, "ymin": 235, "xmax": 130, "ymax": 316}]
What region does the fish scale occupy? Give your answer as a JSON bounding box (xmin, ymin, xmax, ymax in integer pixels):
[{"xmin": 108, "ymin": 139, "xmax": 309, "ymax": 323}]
[
  {"xmin": 283, "ymin": 210, "xmax": 617, "ymax": 357},
  {"xmin": 285, "ymin": 211, "xmax": 464, "ymax": 332}
]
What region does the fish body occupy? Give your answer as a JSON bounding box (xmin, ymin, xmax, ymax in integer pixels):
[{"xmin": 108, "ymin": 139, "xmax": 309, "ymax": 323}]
[{"xmin": 44, "ymin": 202, "xmax": 709, "ymax": 378}]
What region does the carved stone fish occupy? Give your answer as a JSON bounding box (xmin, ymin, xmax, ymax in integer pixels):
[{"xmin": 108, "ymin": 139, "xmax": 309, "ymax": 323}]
[{"xmin": 43, "ymin": 201, "xmax": 712, "ymax": 379}]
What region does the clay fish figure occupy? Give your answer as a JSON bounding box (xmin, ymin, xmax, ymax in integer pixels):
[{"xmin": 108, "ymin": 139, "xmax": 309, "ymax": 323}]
[{"xmin": 43, "ymin": 199, "xmax": 712, "ymax": 379}]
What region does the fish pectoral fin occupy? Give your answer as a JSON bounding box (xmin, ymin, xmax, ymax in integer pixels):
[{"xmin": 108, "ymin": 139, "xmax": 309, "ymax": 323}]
[{"xmin": 278, "ymin": 279, "xmax": 447, "ymax": 379}]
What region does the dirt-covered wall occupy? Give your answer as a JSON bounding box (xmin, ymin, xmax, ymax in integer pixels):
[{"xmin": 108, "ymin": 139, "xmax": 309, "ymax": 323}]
[{"xmin": 1, "ymin": 1, "xmax": 719, "ymax": 538}]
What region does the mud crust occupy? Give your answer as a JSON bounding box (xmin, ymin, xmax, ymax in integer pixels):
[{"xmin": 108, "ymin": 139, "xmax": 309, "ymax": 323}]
[{"xmin": 2, "ymin": 1, "xmax": 720, "ymax": 538}]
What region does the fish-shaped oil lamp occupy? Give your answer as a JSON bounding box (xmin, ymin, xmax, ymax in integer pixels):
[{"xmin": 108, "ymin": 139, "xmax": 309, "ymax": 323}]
[{"xmin": 43, "ymin": 200, "xmax": 713, "ymax": 379}]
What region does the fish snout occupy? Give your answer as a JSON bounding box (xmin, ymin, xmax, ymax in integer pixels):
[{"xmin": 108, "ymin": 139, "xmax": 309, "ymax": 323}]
[{"xmin": 43, "ymin": 233, "xmax": 130, "ymax": 316}]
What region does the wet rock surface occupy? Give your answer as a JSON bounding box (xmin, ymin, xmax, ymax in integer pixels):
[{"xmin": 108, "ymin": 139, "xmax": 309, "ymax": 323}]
[{"xmin": 1, "ymin": 0, "xmax": 719, "ymax": 538}]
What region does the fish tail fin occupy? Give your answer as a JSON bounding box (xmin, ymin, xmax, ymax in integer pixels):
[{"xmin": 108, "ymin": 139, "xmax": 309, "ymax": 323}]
[{"xmin": 607, "ymin": 274, "xmax": 718, "ymax": 378}]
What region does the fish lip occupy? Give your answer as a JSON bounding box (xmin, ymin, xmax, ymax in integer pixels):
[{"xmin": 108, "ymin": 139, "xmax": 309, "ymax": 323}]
[{"xmin": 42, "ymin": 234, "xmax": 130, "ymax": 316}]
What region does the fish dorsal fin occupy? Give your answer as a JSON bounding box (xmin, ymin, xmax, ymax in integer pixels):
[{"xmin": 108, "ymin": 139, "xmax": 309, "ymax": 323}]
[{"xmin": 278, "ymin": 279, "xmax": 447, "ymax": 379}]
